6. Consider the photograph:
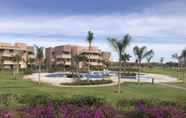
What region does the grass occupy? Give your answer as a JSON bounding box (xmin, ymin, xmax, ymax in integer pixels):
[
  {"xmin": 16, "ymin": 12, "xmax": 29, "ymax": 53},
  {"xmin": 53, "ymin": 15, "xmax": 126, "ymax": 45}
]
[
  {"xmin": 0, "ymin": 71, "xmax": 186, "ymax": 106},
  {"xmin": 142, "ymin": 66, "xmax": 186, "ymax": 82}
]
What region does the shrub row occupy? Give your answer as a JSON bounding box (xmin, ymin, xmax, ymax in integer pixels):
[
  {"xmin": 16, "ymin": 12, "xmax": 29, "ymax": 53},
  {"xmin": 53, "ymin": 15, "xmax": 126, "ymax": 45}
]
[
  {"xmin": 60, "ymin": 80, "xmax": 113, "ymax": 85},
  {"xmin": 0, "ymin": 93, "xmax": 185, "ymax": 118}
]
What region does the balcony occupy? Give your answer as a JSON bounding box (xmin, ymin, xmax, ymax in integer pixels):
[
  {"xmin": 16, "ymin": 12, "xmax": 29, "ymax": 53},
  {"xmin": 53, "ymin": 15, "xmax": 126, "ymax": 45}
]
[
  {"xmin": 56, "ymin": 54, "xmax": 71, "ymax": 59},
  {"xmin": 3, "ymin": 60, "xmax": 16, "ymax": 65},
  {"xmin": 1, "ymin": 53, "xmax": 15, "ymax": 57},
  {"xmin": 28, "ymin": 54, "xmax": 35, "ymax": 59},
  {"xmin": 56, "ymin": 61, "xmax": 71, "ymax": 65},
  {"xmin": 89, "ymin": 55, "xmax": 100, "ymax": 59}
]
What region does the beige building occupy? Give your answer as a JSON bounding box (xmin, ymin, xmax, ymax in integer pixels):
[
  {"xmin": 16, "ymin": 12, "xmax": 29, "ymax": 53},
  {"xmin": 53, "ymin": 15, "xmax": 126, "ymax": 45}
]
[
  {"xmin": 45, "ymin": 45, "xmax": 111, "ymax": 69},
  {"xmin": 0, "ymin": 42, "xmax": 35, "ymax": 69}
]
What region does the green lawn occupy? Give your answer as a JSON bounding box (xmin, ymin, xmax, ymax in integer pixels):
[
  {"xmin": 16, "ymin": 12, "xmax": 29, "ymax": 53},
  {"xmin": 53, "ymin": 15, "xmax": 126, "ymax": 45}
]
[
  {"xmin": 142, "ymin": 67, "xmax": 182, "ymax": 78},
  {"xmin": 0, "ymin": 71, "xmax": 186, "ymax": 105}
]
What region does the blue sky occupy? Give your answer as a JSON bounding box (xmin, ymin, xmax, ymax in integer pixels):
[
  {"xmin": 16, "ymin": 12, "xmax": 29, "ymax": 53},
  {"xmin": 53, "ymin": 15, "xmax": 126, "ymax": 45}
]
[{"xmin": 0, "ymin": 0, "xmax": 186, "ymax": 62}]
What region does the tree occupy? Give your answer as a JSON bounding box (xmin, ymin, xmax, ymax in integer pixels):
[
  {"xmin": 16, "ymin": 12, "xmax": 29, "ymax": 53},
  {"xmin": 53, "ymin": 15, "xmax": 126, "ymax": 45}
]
[
  {"xmin": 86, "ymin": 31, "xmax": 94, "ymax": 71},
  {"xmin": 146, "ymin": 50, "xmax": 154, "ymax": 67},
  {"xmin": 160, "ymin": 57, "xmax": 164, "ymax": 65},
  {"xmin": 73, "ymin": 54, "xmax": 88, "ymax": 77},
  {"xmin": 14, "ymin": 51, "xmax": 22, "ymax": 73},
  {"xmin": 23, "ymin": 54, "xmax": 35, "ymax": 71},
  {"xmin": 172, "ymin": 53, "xmax": 180, "ymax": 79},
  {"xmin": 102, "ymin": 60, "xmax": 110, "ymax": 70},
  {"xmin": 133, "ymin": 46, "xmax": 154, "ymax": 83},
  {"xmin": 121, "ymin": 53, "xmax": 131, "ymax": 74},
  {"xmin": 0, "ymin": 56, "xmax": 3, "ymax": 71},
  {"xmin": 35, "ymin": 45, "xmax": 44, "ymax": 85},
  {"xmin": 180, "ymin": 48, "xmax": 186, "ymax": 83},
  {"xmin": 121, "ymin": 53, "xmax": 131, "ymax": 63},
  {"xmin": 28, "ymin": 58, "xmax": 35, "ymax": 71},
  {"xmin": 108, "ymin": 34, "xmax": 131, "ymax": 93}
]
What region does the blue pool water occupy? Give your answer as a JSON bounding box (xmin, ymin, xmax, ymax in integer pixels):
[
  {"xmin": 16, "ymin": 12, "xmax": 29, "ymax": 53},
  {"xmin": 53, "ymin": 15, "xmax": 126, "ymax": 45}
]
[
  {"xmin": 46, "ymin": 71, "xmax": 111, "ymax": 80},
  {"xmin": 47, "ymin": 73, "xmax": 65, "ymax": 77}
]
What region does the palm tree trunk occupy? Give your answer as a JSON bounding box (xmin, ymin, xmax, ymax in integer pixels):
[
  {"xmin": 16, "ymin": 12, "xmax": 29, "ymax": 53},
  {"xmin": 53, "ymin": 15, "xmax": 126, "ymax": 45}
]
[
  {"xmin": 38, "ymin": 64, "xmax": 41, "ymax": 85},
  {"xmin": 177, "ymin": 63, "xmax": 179, "ymax": 79},
  {"xmin": 63, "ymin": 60, "xmax": 65, "ymax": 72},
  {"xmin": 137, "ymin": 62, "xmax": 140, "ymax": 83},
  {"xmin": 77, "ymin": 63, "xmax": 80, "ymax": 78},
  {"xmin": 16, "ymin": 63, "xmax": 19, "ymax": 73},
  {"xmin": 183, "ymin": 66, "xmax": 185, "ymax": 83},
  {"xmin": 118, "ymin": 59, "xmax": 121, "ymax": 93},
  {"xmin": 88, "ymin": 45, "xmax": 91, "ymax": 72}
]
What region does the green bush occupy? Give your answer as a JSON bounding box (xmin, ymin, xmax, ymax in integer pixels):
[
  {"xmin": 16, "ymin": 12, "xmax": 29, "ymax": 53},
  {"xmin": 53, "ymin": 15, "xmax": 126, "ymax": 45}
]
[
  {"xmin": 60, "ymin": 80, "xmax": 113, "ymax": 85},
  {"xmin": 0, "ymin": 93, "xmax": 21, "ymax": 107},
  {"xmin": 65, "ymin": 95, "xmax": 106, "ymax": 107},
  {"xmin": 23, "ymin": 69, "xmax": 33, "ymax": 75},
  {"xmin": 18, "ymin": 94, "xmax": 106, "ymax": 108},
  {"xmin": 18, "ymin": 94, "xmax": 53, "ymax": 107}
]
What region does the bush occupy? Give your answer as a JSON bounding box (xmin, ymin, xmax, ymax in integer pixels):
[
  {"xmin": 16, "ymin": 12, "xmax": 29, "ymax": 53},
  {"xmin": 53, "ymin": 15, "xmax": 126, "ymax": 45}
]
[
  {"xmin": 131, "ymin": 100, "xmax": 186, "ymax": 118},
  {"xmin": 117, "ymin": 98, "xmax": 186, "ymax": 109},
  {"xmin": 66, "ymin": 73, "xmax": 83, "ymax": 78},
  {"xmin": 18, "ymin": 94, "xmax": 53, "ymax": 107},
  {"xmin": 18, "ymin": 94, "xmax": 106, "ymax": 108},
  {"xmin": 23, "ymin": 69, "xmax": 33, "ymax": 75},
  {"xmin": 0, "ymin": 93, "xmax": 21, "ymax": 107},
  {"xmin": 60, "ymin": 80, "xmax": 113, "ymax": 85},
  {"xmin": 121, "ymin": 72, "xmax": 136, "ymax": 77},
  {"xmin": 66, "ymin": 95, "xmax": 106, "ymax": 107}
]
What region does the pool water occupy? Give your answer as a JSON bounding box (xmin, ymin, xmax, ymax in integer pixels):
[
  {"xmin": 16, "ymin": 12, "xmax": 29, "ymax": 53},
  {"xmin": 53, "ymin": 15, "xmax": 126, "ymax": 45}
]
[{"xmin": 46, "ymin": 71, "xmax": 111, "ymax": 80}]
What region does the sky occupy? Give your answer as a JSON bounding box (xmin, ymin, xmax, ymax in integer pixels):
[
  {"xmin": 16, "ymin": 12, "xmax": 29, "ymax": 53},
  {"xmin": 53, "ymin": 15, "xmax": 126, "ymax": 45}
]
[{"xmin": 0, "ymin": 0, "xmax": 186, "ymax": 62}]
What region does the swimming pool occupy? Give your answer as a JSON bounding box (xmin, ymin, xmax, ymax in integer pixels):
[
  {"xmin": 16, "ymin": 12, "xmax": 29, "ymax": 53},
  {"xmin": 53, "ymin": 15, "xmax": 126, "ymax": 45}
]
[
  {"xmin": 46, "ymin": 71, "xmax": 111, "ymax": 80},
  {"xmin": 47, "ymin": 73, "xmax": 65, "ymax": 77}
]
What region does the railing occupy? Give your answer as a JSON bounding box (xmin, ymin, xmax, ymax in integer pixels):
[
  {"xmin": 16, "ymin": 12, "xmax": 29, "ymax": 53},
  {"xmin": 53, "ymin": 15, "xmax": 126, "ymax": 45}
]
[
  {"xmin": 1, "ymin": 53, "xmax": 15, "ymax": 57},
  {"xmin": 56, "ymin": 54, "xmax": 71, "ymax": 59},
  {"xmin": 3, "ymin": 60, "xmax": 16, "ymax": 65}
]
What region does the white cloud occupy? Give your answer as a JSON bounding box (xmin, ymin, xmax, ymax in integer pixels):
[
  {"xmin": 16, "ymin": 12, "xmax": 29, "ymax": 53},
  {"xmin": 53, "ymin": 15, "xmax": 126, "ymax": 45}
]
[
  {"xmin": 0, "ymin": 0, "xmax": 185, "ymax": 62},
  {"xmin": 0, "ymin": 14, "xmax": 185, "ymax": 38}
]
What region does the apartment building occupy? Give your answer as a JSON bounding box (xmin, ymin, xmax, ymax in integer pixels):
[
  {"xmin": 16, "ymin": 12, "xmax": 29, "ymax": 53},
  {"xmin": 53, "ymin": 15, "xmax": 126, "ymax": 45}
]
[
  {"xmin": 0, "ymin": 42, "xmax": 35, "ymax": 69},
  {"xmin": 45, "ymin": 45, "xmax": 111, "ymax": 69}
]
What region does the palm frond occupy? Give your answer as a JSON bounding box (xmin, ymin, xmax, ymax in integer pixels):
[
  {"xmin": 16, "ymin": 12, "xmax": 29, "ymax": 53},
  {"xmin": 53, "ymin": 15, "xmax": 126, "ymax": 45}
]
[
  {"xmin": 121, "ymin": 34, "xmax": 131, "ymax": 52},
  {"xmin": 107, "ymin": 38, "xmax": 119, "ymax": 52},
  {"xmin": 143, "ymin": 49, "xmax": 154, "ymax": 59},
  {"xmin": 86, "ymin": 31, "xmax": 94, "ymax": 45}
]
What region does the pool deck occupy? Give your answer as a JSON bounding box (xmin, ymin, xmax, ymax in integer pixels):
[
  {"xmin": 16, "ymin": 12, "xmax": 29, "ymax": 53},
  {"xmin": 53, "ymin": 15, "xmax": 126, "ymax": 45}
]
[{"xmin": 23, "ymin": 73, "xmax": 178, "ymax": 87}]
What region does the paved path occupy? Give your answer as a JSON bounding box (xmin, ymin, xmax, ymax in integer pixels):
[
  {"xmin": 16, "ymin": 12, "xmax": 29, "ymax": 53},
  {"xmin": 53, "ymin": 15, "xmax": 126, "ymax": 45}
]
[
  {"xmin": 159, "ymin": 83, "xmax": 186, "ymax": 91},
  {"xmin": 24, "ymin": 73, "xmax": 179, "ymax": 88}
]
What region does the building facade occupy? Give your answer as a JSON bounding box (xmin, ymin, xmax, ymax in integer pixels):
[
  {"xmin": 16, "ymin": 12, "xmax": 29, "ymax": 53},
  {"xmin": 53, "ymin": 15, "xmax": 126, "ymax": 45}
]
[
  {"xmin": 0, "ymin": 42, "xmax": 35, "ymax": 69},
  {"xmin": 45, "ymin": 45, "xmax": 111, "ymax": 69}
]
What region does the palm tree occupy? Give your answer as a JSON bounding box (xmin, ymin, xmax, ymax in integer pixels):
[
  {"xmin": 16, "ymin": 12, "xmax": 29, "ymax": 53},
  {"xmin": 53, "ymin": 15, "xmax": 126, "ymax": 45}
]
[
  {"xmin": 172, "ymin": 53, "xmax": 180, "ymax": 79},
  {"xmin": 108, "ymin": 34, "xmax": 131, "ymax": 93},
  {"xmin": 28, "ymin": 58, "xmax": 35, "ymax": 72},
  {"xmin": 0, "ymin": 56, "xmax": 3, "ymax": 71},
  {"xmin": 133, "ymin": 46, "xmax": 154, "ymax": 83},
  {"xmin": 121, "ymin": 53, "xmax": 131, "ymax": 74},
  {"xmin": 121, "ymin": 53, "xmax": 131, "ymax": 63},
  {"xmin": 73, "ymin": 54, "xmax": 88, "ymax": 77},
  {"xmin": 14, "ymin": 52, "xmax": 22, "ymax": 73},
  {"xmin": 160, "ymin": 57, "xmax": 164, "ymax": 65},
  {"xmin": 35, "ymin": 45, "xmax": 44, "ymax": 85},
  {"xmin": 102, "ymin": 60, "xmax": 110, "ymax": 70},
  {"xmin": 146, "ymin": 51, "xmax": 154, "ymax": 67},
  {"xmin": 180, "ymin": 49, "xmax": 186, "ymax": 83},
  {"xmin": 86, "ymin": 31, "xmax": 94, "ymax": 71}
]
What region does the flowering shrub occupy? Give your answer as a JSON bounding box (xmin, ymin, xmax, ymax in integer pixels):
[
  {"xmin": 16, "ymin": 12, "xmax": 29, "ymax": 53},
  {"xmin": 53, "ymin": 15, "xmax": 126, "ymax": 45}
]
[
  {"xmin": 134, "ymin": 100, "xmax": 186, "ymax": 118},
  {"xmin": 0, "ymin": 109, "xmax": 13, "ymax": 118},
  {"xmin": 0, "ymin": 96, "xmax": 185, "ymax": 118}
]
